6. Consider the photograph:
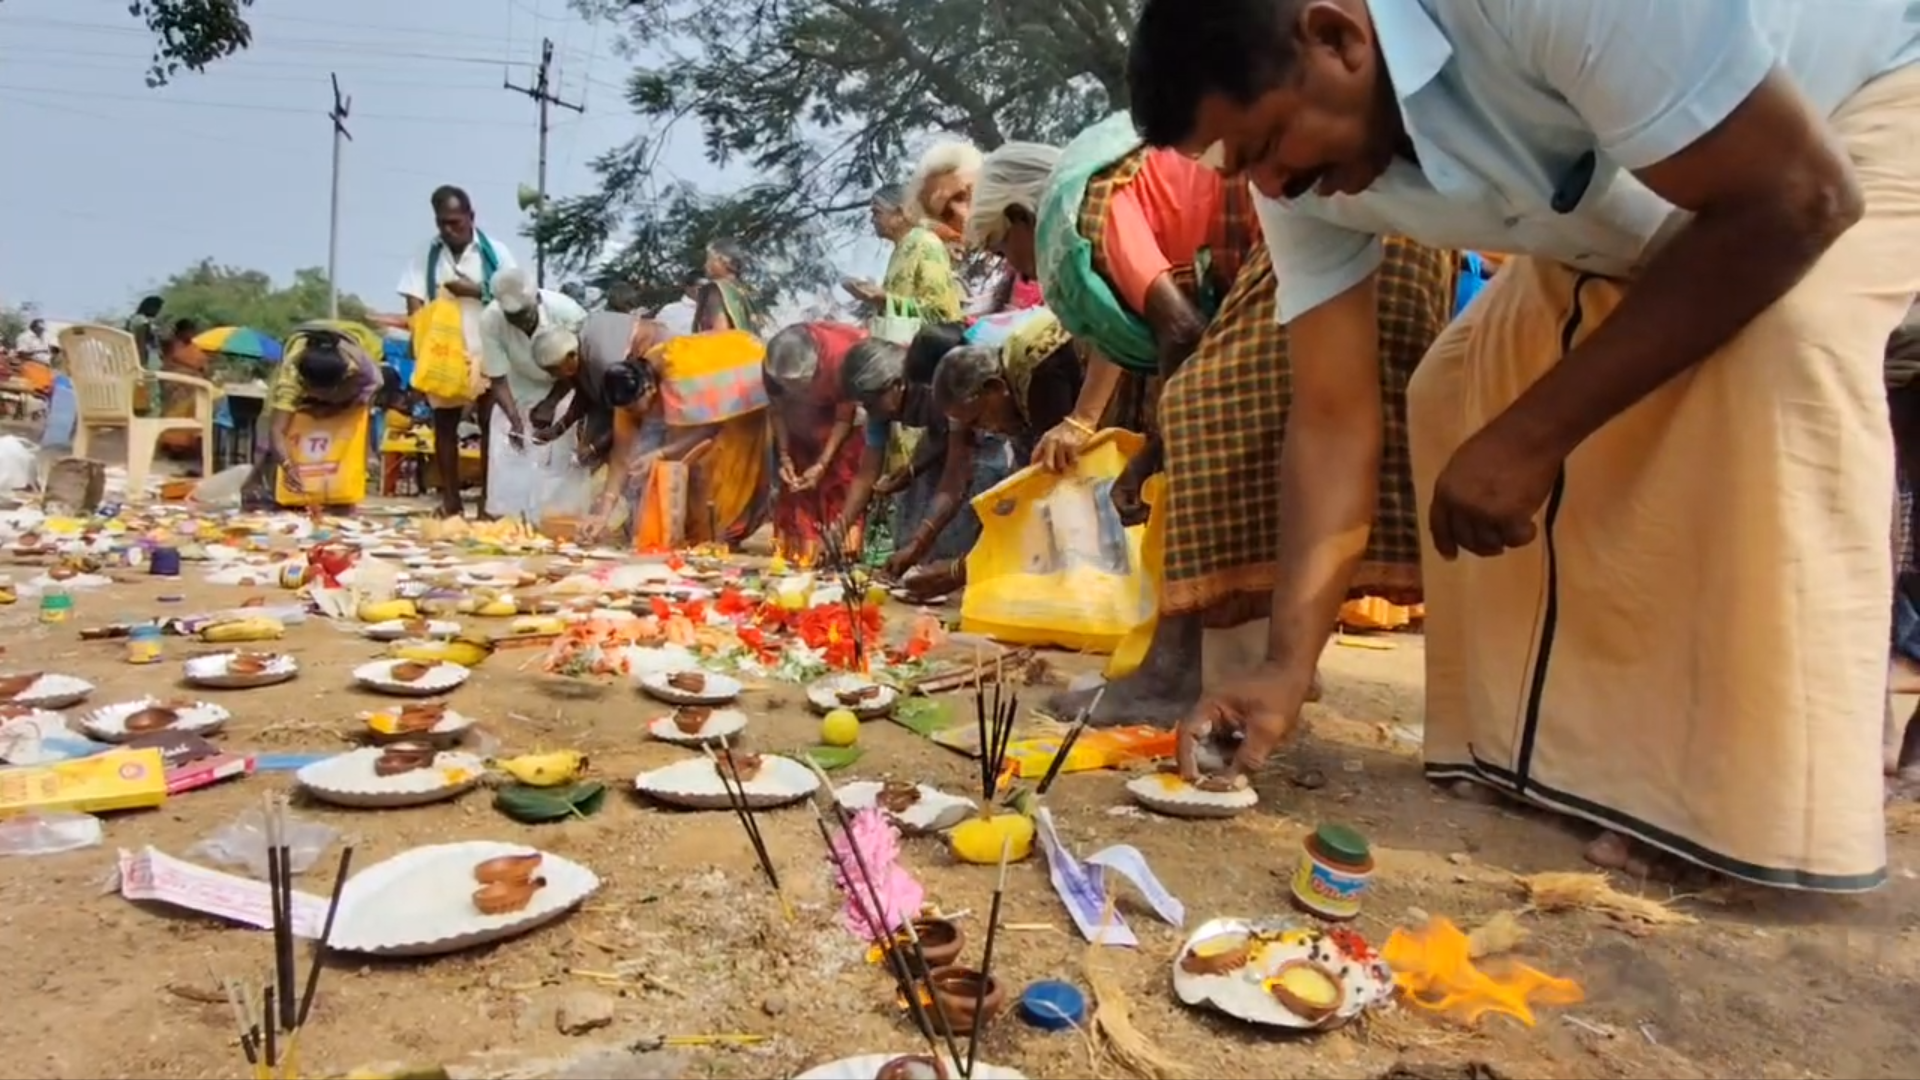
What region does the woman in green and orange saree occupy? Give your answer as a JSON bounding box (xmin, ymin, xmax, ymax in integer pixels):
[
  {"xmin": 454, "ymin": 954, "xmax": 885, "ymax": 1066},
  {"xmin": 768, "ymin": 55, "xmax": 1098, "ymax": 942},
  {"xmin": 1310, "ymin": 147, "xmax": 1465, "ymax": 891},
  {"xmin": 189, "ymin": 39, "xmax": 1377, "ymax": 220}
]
[{"xmin": 695, "ymin": 239, "xmax": 765, "ymax": 336}]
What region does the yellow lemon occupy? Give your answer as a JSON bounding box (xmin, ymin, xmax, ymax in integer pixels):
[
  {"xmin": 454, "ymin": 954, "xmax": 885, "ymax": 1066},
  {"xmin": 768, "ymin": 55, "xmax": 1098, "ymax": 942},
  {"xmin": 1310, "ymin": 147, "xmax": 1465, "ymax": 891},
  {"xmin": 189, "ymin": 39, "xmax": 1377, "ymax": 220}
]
[{"xmin": 821, "ymin": 708, "xmax": 861, "ymax": 747}]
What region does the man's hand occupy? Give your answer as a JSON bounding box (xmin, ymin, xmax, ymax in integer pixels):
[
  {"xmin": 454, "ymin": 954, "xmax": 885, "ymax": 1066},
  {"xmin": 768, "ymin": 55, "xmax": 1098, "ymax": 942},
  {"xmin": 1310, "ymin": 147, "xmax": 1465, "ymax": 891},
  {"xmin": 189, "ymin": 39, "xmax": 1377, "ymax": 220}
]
[
  {"xmin": 1428, "ymin": 417, "xmax": 1562, "ymax": 559},
  {"xmin": 1032, "ymin": 420, "xmax": 1091, "ymax": 473},
  {"xmin": 842, "ymin": 277, "xmax": 883, "ymax": 303},
  {"xmin": 279, "ymin": 464, "xmax": 305, "ymax": 495},
  {"xmin": 506, "ymin": 418, "xmax": 528, "ymax": 450},
  {"xmin": 1175, "ymin": 663, "xmax": 1305, "ymax": 780},
  {"xmin": 444, "ymin": 278, "xmax": 483, "ymax": 300},
  {"xmin": 900, "ymin": 559, "xmax": 963, "ymax": 600},
  {"xmin": 873, "ymin": 470, "xmax": 910, "ymax": 497},
  {"xmin": 528, "ymin": 401, "xmax": 556, "ymax": 430},
  {"xmin": 531, "ymin": 424, "xmax": 563, "ymax": 445}
]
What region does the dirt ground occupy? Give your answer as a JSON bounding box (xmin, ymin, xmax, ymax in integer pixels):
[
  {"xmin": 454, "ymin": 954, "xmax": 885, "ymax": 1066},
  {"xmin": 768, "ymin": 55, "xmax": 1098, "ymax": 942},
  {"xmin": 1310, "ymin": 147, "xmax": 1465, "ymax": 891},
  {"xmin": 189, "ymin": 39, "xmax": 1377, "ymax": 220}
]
[{"xmin": 0, "ymin": 551, "xmax": 1916, "ymax": 1080}]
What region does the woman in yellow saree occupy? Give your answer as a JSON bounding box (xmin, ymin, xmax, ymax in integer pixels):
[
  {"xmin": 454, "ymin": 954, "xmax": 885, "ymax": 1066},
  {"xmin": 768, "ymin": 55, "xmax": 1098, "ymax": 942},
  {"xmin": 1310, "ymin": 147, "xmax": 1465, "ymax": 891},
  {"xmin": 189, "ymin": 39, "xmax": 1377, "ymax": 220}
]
[{"xmin": 572, "ymin": 328, "xmax": 770, "ymax": 548}]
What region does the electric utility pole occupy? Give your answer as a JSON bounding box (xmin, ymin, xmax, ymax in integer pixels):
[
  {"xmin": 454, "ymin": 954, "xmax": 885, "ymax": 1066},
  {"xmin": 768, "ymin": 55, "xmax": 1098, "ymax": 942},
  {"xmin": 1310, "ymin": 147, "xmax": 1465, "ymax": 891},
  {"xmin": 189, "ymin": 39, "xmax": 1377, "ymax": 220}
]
[
  {"xmin": 326, "ymin": 73, "xmax": 351, "ymax": 320},
  {"xmin": 504, "ymin": 38, "xmax": 584, "ymax": 288}
]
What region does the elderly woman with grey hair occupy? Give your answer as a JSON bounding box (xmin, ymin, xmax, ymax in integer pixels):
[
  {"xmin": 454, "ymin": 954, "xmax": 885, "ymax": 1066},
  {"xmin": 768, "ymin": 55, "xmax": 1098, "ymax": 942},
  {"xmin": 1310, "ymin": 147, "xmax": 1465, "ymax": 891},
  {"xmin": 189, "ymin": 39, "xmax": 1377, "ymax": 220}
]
[
  {"xmin": 890, "ymin": 314, "xmax": 1085, "ymax": 597},
  {"xmin": 834, "ymin": 327, "xmax": 1009, "ymax": 576},
  {"xmin": 763, "ymin": 321, "xmax": 870, "ymax": 559}
]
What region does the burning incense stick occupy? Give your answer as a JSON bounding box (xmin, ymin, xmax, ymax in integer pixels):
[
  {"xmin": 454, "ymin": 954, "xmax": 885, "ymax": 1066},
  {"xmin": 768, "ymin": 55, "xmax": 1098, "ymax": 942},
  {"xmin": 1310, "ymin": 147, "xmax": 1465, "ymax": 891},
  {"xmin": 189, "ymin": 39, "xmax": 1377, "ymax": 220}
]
[{"xmin": 962, "ymin": 836, "xmax": 1013, "ymax": 1079}]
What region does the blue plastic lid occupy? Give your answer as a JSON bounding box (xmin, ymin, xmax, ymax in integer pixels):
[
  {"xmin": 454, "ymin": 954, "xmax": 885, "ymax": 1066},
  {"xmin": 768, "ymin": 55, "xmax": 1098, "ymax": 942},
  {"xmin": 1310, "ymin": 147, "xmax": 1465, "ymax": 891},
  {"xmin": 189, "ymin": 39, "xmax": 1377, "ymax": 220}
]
[{"xmin": 1018, "ymin": 979, "xmax": 1086, "ymax": 1031}]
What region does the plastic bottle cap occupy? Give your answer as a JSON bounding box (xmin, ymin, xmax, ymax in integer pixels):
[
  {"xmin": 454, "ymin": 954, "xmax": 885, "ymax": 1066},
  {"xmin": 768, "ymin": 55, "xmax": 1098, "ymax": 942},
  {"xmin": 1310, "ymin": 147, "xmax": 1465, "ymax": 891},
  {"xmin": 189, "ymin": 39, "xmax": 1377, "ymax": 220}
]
[
  {"xmin": 1314, "ymin": 823, "xmax": 1371, "ymax": 863},
  {"xmin": 1017, "ymin": 979, "xmax": 1086, "ymax": 1031}
]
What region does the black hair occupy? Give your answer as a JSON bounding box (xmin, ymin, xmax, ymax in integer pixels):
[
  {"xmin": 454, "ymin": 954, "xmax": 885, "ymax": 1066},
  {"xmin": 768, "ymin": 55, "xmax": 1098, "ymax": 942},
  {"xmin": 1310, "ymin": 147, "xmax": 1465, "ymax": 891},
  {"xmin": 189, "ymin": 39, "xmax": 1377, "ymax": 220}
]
[
  {"xmin": 1128, "ymin": 0, "xmax": 1305, "ymax": 147},
  {"xmin": 136, "ymin": 295, "xmax": 164, "ymax": 317},
  {"xmin": 296, "ymin": 333, "xmax": 350, "ymax": 388},
  {"xmin": 171, "ymin": 318, "xmax": 197, "ymax": 339},
  {"xmin": 430, "ymin": 185, "xmax": 474, "ymax": 215},
  {"xmin": 903, "ymin": 321, "xmax": 967, "ymax": 385},
  {"xmin": 375, "ymin": 363, "xmax": 405, "ymax": 409},
  {"xmin": 603, "ymin": 358, "xmax": 657, "ymax": 408}
]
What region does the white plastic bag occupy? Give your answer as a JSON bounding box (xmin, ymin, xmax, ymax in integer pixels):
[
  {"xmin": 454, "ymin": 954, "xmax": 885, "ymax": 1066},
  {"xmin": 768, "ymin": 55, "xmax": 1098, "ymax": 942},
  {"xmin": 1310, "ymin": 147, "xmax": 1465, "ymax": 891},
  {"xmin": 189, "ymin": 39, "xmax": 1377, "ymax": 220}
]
[{"xmin": 0, "ymin": 435, "xmax": 37, "ymax": 492}]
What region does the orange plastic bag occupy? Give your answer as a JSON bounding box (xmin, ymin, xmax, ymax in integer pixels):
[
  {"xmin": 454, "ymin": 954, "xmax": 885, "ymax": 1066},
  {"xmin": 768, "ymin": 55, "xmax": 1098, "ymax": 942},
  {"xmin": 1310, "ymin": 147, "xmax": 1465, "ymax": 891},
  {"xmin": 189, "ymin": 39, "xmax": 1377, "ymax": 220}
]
[{"xmin": 408, "ymin": 295, "xmax": 477, "ymax": 402}]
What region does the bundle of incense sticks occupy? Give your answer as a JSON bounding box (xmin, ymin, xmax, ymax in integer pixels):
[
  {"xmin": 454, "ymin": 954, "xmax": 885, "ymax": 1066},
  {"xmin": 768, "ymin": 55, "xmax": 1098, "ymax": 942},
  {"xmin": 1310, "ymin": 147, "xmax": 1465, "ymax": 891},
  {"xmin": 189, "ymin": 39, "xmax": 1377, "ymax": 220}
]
[
  {"xmin": 224, "ymin": 795, "xmax": 354, "ymax": 1080},
  {"xmin": 973, "ymin": 652, "xmax": 1019, "ymax": 802},
  {"xmin": 706, "ymin": 740, "xmax": 789, "ymax": 920}
]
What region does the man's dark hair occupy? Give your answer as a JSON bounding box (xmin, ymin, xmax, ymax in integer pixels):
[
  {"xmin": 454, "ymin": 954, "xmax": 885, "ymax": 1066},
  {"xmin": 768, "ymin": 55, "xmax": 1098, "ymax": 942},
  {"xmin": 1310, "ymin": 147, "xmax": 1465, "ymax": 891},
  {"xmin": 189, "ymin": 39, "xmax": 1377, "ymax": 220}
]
[
  {"xmin": 136, "ymin": 295, "xmax": 164, "ymax": 317},
  {"xmin": 430, "ymin": 185, "xmax": 474, "ymax": 215},
  {"xmin": 1129, "ymin": 0, "xmax": 1305, "ymax": 147},
  {"xmin": 903, "ymin": 321, "xmax": 967, "ymax": 385}
]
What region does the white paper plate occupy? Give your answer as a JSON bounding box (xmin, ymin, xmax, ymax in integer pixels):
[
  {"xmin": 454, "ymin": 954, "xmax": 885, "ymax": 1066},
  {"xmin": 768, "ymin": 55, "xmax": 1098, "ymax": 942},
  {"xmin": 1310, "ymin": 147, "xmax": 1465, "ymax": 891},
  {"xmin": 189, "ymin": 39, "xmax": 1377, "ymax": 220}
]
[
  {"xmin": 805, "ymin": 674, "xmax": 899, "ymax": 719},
  {"xmin": 79, "ymin": 698, "xmax": 230, "ymax": 742},
  {"xmin": 1170, "ymin": 916, "xmax": 1395, "ymax": 1030},
  {"xmin": 184, "ymin": 652, "xmax": 298, "ymax": 689},
  {"xmin": 457, "ymin": 570, "xmax": 530, "ymax": 589},
  {"xmin": 203, "ymin": 564, "xmax": 283, "ymax": 587},
  {"xmin": 327, "ymin": 840, "xmax": 600, "ymax": 957},
  {"xmin": 794, "ymin": 1054, "xmax": 1026, "ymax": 1080},
  {"xmin": 635, "ymin": 582, "xmax": 712, "ymax": 600},
  {"xmin": 637, "ymin": 670, "xmax": 742, "ymax": 706},
  {"xmin": 1126, "ymin": 772, "xmax": 1258, "ymax": 819},
  {"xmin": 889, "ymin": 587, "xmax": 952, "ymax": 606},
  {"xmin": 0, "ymin": 709, "xmax": 77, "ymax": 764},
  {"xmin": 834, "ymin": 780, "xmax": 975, "ymax": 834},
  {"xmin": 353, "ymin": 659, "xmax": 470, "ymax": 697},
  {"xmin": 364, "ymin": 545, "xmax": 425, "ymax": 559},
  {"xmin": 296, "ymin": 747, "xmax": 487, "ymax": 808},
  {"xmin": 634, "ymin": 754, "xmax": 818, "ymax": 810},
  {"xmin": 2, "ymin": 673, "xmax": 95, "ymax": 710},
  {"xmin": 646, "ymin": 707, "xmax": 748, "ymax": 747},
  {"xmin": 362, "ymin": 619, "xmax": 461, "ymax": 642}
]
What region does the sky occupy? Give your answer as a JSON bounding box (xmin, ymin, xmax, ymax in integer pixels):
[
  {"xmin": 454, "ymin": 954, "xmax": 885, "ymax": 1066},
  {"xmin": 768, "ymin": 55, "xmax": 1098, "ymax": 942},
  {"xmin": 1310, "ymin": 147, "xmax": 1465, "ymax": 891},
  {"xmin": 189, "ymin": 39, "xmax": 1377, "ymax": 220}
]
[{"xmin": 0, "ymin": 0, "xmax": 888, "ymax": 321}]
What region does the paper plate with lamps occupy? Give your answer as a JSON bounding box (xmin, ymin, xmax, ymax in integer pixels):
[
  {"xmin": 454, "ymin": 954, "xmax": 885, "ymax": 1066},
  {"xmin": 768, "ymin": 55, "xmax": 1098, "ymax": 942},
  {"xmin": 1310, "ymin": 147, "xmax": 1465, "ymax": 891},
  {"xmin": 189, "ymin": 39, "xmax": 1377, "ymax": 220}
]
[{"xmin": 1171, "ymin": 916, "xmax": 1394, "ymax": 1030}]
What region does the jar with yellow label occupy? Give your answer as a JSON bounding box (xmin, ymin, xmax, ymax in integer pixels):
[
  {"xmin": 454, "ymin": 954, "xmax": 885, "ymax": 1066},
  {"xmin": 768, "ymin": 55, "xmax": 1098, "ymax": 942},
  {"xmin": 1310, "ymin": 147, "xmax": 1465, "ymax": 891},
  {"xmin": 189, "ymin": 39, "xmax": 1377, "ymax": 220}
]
[
  {"xmin": 125, "ymin": 624, "xmax": 164, "ymax": 665},
  {"xmin": 1290, "ymin": 823, "xmax": 1375, "ymax": 922}
]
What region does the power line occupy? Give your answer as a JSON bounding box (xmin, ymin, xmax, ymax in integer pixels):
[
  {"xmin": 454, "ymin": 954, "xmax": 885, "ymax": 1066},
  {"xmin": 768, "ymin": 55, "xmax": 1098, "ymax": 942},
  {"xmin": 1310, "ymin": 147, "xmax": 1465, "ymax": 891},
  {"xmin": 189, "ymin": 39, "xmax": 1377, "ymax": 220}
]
[
  {"xmin": 504, "ymin": 38, "xmax": 584, "ymax": 287},
  {"xmin": 0, "ymin": 82, "xmax": 537, "ymax": 128}
]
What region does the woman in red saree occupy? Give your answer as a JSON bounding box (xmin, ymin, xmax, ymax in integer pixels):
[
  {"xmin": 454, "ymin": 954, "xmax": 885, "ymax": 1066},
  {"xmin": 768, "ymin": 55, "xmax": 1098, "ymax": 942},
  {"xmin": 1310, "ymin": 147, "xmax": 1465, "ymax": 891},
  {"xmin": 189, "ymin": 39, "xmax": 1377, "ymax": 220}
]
[{"xmin": 762, "ymin": 322, "xmax": 868, "ymax": 561}]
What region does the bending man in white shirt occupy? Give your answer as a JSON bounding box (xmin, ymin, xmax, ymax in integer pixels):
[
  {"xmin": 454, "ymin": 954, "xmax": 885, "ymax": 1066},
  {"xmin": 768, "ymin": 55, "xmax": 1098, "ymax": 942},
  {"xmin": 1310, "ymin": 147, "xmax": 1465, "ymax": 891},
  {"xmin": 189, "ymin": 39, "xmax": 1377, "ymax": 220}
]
[
  {"xmin": 479, "ymin": 268, "xmax": 589, "ymax": 517},
  {"xmin": 1130, "ymin": 0, "xmax": 1920, "ymax": 892}
]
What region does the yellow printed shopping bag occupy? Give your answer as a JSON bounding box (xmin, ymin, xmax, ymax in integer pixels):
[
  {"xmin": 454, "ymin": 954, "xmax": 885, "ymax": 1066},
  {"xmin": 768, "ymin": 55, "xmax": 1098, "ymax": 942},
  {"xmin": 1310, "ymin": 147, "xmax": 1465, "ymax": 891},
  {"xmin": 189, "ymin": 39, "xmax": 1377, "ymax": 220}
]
[
  {"xmin": 408, "ymin": 295, "xmax": 477, "ymax": 402},
  {"xmin": 960, "ymin": 429, "xmax": 1157, "ymax": 656},
  {"xmin": 276, "ymin": 408, "xmax": 370, "ymax": 507}
]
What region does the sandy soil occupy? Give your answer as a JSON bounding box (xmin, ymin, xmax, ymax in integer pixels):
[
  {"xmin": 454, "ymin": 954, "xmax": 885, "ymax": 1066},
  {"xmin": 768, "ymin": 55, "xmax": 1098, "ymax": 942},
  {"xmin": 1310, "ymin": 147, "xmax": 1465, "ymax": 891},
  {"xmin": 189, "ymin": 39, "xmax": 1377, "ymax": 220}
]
[{"xmin": 0, "ymin": 559, "xmax": 1914, "ymax": 1080}]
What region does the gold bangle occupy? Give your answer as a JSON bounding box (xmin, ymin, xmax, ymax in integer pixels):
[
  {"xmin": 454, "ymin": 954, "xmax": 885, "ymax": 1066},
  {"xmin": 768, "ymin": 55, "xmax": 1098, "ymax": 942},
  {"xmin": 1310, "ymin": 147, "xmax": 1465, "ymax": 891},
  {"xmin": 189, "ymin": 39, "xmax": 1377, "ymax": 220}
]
[{"xmin": 1064, "ymin": 416, "xmax": 1097, "ymax": 436}]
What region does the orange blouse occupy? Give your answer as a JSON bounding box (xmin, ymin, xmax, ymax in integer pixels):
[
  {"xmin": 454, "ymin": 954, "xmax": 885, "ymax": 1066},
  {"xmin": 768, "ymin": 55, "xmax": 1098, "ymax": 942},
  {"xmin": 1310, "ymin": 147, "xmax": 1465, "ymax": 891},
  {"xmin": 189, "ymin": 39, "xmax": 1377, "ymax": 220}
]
[{"xmin": 1099, "ymin": 149, "xmax": 1232, "ymax": 312}]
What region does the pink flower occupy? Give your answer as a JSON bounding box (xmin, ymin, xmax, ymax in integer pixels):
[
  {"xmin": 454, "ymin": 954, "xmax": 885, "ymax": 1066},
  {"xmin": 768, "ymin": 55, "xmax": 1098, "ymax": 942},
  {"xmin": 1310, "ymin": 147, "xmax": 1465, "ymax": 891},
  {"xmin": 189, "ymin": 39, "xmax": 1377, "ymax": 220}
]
[{"xmin": 827, "ymin": 808, "xmax": 924, "ymax": 942}]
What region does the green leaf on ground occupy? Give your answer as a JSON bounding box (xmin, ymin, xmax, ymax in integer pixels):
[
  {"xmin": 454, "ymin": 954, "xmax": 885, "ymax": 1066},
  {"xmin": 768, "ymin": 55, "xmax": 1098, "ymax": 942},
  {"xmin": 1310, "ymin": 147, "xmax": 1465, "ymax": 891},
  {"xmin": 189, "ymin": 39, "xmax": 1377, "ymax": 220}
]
[
  {"xmin": 801, "ymin": 745, "xmax": 864, "ymax": 771},
  {"xmin": 891, "ymin": 697, "xmax": 955, "ymax": 737},
  {"xmin": 494, "ymin": 780, "xmax": 608, "ymax": 823}
]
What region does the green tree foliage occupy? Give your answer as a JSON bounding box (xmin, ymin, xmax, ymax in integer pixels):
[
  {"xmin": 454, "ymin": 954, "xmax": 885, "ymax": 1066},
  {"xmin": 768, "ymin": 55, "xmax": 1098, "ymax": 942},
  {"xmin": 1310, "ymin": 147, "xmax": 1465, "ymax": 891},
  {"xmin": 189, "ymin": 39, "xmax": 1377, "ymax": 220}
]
[
  {"xmin": 0, "ymin": 0, "xmax": 256, "ymax": 86},
  {"xmin": 0, "ymin": 304, "xmax": 29, "ymax": 345},
  {"xmin": 149, "ymin": 260, "xmax": 372, "ymax": 339},
  {"xmin": 540, "ymin": 0, "xmax": 1131, "ymax": 310}
]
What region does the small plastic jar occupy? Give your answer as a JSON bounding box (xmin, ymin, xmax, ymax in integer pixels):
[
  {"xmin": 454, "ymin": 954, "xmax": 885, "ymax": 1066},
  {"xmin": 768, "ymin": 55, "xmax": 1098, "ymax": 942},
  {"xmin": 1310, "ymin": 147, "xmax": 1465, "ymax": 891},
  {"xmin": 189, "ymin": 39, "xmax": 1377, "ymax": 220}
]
[
  {"xmin": 125, "ymin": 624, "xmax": 164, "ymax": 665},
  {"xmin": 1290, "ymin": 823, "xmax": 1375, "ymax": 922}
]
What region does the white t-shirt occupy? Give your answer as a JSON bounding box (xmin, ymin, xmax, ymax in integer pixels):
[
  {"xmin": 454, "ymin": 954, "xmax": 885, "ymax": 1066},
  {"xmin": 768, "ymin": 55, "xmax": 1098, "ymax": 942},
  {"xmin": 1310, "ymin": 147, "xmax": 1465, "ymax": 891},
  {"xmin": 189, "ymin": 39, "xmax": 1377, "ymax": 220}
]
[
  {"xmin": 655, "ymin": 297, "xmax": 697, "ymax": 336},
  {"xmin": 396, "ymin": 231, "xmax": 519, "ymax": 359},
  {"xmin": 12, "ymin": 329, "xmax": 52, "ymax": 360},
  {"xmin": 480, "ymin": 289, "xmax": 590, "ymax": 403}
]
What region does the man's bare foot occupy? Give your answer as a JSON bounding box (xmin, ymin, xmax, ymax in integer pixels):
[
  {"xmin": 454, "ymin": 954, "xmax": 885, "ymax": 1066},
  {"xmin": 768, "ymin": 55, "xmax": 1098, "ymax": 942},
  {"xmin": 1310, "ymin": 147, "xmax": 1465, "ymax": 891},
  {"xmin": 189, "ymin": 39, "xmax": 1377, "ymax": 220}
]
[
  {"xmin": 1443, "ymin": 778, "xmax": 1504, "ymax": 806},
  {"xmin": 1584, "ymin": 830, "xmax": 1714, "ymax": 886},
  {"xmin": 436, "ymin": 499, "xmax": 464, "ymax": 519},
  {"xmin": 1892, "ymin": 655, "xmax": 1920, "ymax": 694}
]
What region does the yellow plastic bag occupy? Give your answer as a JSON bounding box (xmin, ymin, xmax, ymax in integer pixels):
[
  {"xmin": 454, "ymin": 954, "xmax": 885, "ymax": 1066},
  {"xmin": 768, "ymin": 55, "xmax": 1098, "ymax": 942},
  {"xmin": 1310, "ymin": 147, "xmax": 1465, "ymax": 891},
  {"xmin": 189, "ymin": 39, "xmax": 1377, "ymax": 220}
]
[
  {"xmin": 1104, "ymin": 470, "xmax": 1164, "ymax": 679},
  {"xmin": 408, "ymin": 295, "xmax": 477, "ymax": 403},
  {"xmin": 276, "ymin": 408, "xmax": 370, "ymax": 507},
  {"xmin": 960, "ymin": 429, "xmax": 1155, "ymax": 655}
]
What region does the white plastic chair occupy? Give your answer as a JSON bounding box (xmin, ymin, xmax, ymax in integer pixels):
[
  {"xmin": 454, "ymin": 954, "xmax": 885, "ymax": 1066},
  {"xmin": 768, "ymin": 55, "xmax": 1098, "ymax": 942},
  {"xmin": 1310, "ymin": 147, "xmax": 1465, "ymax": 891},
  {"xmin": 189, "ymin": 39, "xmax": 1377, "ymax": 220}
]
[{"xmin": 57, "ymin": 324, "xmax": 221, "ymax": 499}]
